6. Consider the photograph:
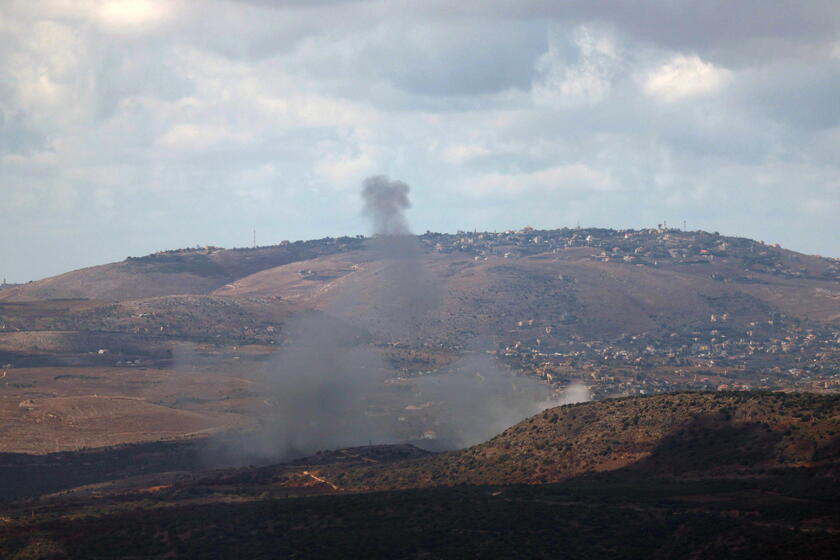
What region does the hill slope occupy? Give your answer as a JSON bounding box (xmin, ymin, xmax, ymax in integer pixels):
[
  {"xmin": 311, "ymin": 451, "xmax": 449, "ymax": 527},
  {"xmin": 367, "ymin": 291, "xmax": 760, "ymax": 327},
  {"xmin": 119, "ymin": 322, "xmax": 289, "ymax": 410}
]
[
  {"xmin": 0, "ymin": 237, "xmax": 364, "ymax": 302},
  {"xmin": 314, "ymin": 392, "xmax": 840, "ymax": 489},
  {"xmin": 1, "ymin": 228, "xmax": 838, "ymax": 407},
  {"xmin": 3, "ymin": 392, "xmax": 839, "ymax": 559}
]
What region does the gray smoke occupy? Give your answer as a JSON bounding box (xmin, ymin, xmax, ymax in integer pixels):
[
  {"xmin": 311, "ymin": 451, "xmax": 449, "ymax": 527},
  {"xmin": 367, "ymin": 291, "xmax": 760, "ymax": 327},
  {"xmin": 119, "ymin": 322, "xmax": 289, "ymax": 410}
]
[
  {"xmin": 414, "ymin": 352, "xmax": 545, "ymax": 448},
  {"xmin": 414, "ymin": 344, "xmax": 585, "ymax": 449},
  {"xmin": 359, "ymin": 175, "xmax": 441, "ymax": 342},
  {"xmin": 238, "ymin": 312, "xmax": 391, "ymax": 460},
  {"xmin": 209, "ymin": 176, "xmax": 424, "ymax": 462},
  {"xmin": 358, "ymin": 178, "xmax": 567, "ymax": 447},
  {"xmin": 361, "ymin": 175, "xmax": 412, "ymax": 236},
  {"xmin": 212, "ymin": 174, "xmax": 575, "ymax": 464}
]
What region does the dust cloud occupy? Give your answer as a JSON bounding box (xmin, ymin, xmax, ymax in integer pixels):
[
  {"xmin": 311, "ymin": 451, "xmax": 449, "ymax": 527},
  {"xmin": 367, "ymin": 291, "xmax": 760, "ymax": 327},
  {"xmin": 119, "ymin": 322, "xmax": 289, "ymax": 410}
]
[
  {"xmin": 416, "ymin": 348, "xmax": 589, "ymax": 449},
  {"xmin": 217, "ymin": 175, "xmax": 583, "ymax": 463}
]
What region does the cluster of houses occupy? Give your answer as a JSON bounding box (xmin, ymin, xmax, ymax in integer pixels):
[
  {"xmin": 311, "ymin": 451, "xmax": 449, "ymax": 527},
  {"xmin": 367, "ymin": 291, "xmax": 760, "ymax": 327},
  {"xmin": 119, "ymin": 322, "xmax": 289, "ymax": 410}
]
[
  {"xmin": 495, "ymin": 311, "xmax": 840, "ymax": 400},
  {"xmin": 23, "ymin": 227, "xmax": 834, "ymax": 400},
  {"xmin": 419, "ymin": 226, "xmax": 839, "ymax": 282},
  {"xmin": 122, "ymin": 226, "xmax": 838, "ymax": 285},
  {"xmin": 408, "ymin": 226, "xmax": 840, "ymax": 399}
]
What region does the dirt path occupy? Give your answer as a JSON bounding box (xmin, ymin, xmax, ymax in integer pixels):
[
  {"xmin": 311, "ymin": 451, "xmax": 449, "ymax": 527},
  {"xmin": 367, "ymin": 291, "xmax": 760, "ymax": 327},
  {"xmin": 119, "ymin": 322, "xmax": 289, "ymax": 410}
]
[{"xmin": 302, "ymin": 470, "xmax": 341, "ymax": 491}]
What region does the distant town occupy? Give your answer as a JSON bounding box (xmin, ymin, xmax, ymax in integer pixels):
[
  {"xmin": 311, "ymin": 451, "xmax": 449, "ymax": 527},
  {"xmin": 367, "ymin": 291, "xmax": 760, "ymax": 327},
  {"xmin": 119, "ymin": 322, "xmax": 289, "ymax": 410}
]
[
  {"xmin": 3, "ymin": 226, "xmax": 838, "ymax": 403},
  {"xmin": 414, "ymin": 227, "xmax": 840, "ymax": 399}
]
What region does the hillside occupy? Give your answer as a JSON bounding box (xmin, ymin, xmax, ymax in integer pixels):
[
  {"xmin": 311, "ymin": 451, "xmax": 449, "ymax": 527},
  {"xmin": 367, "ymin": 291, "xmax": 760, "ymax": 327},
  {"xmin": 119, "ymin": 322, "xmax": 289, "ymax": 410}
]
[
  {"xmin": 10, "ymin": 227, "xmax": 833, "ymax": 354},
  {"xmin": 2, "ymin": 392, "xmax": 838, "ymax": 559},
  {"xmin": 213, "ymin": 229, "xmax": 840, "ymax": 339},
  {"xmin": 312, "ymin": 392, "xmax": 840, "ymax": 489},
  {"xmin": 0, "ymin": 237, "xmax": 364, "ymax": 302},
  {"xmin": 0, "ymin": 228, "xmax": 837, "ymax": 457},
  {"xmin": 39, "ymin": 392, "xmax": 835, "ymax": 501}
]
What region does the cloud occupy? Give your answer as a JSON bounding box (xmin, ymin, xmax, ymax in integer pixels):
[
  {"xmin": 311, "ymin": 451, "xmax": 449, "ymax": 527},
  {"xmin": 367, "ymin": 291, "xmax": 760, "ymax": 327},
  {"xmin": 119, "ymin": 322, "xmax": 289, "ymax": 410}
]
[
  {"xmin": 96, "ymin": 0, "xmax": 176, "ymax": 30},
  {"xmin": 441, "ymin": 143, "xmax": 491, "ymax": 164},
  {"xmin": 643, "ymin": 55, "xmax": 731, "ymax": 102},
  {"xmin": 1, "ymin": 19, "xmax": 90, "ymax": 127},
  {"xmin": 533, "ymin": 25, "xmax": 622, "ymax": 107},
  {"xmin": 1, "ymin": 0, "xmax": 839, "ymax": 281},
  {"xmin": 461, "ymin": 164, "xmax": 615, "ymax": 198},
  {"xmin": 801, "ymin": 198, "xmax": 839, "ymax": 215},
  {"xmin": 257, "ymin": 94, "xmax": 376, "ymax": 129},
  {"xmin": 157, "ymin": 123, "xmax": 252, "ymax": 150},
  {"xmin": 316, "ymin": 148, "xmax": 376, "ymax": 184}
]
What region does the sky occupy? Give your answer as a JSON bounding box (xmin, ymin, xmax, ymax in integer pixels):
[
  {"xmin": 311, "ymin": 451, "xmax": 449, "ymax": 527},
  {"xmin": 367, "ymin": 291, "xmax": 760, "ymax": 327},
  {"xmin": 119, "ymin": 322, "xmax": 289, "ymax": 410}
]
[{"xmin": 1, "ymin": 0, "xmax": 839, "ymax": 282}]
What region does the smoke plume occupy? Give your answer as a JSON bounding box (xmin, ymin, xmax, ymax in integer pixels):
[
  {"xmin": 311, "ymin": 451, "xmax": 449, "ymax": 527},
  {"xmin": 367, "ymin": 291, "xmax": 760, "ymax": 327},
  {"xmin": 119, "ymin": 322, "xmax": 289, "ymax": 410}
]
[
  {"xmin": 359, "ymin": 175, "xmax": 440, "ymax": 342},
  {"xmin": 414, "ymin": 345, "xmax": 589, "ymax": 449},
  {"xmin": 239, "ymin": 312, "xmax": 390, "ymax": 460},
  {"xmin": 414, "ymin": 352, "xmax": 546, "ymax": 448},
  {"xmin": 361, "ymin": 175, "xmax": 412, "ymax": 236},
  {"xmin": 216, "ymin": 174, "xmax": 576, "ymax": 464}
]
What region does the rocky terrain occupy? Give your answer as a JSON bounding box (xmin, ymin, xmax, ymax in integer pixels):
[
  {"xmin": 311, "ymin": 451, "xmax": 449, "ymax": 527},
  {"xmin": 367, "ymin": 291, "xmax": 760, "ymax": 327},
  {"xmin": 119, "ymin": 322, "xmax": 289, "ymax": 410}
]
[
  {"xmin": 1, "ymin": 392, "xmax": 837, "ymax": 559},
  {"xmin": 313, "ymin": 391, "xmax": 840, "ymax": 489}
]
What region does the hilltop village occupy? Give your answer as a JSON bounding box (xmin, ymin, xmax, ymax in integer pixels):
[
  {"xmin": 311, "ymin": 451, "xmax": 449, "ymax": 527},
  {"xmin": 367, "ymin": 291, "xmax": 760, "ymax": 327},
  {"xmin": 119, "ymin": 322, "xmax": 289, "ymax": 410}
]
[
  {"xmin": 498, "ymin": 317, "xmax": 840, "ymax": 400},
  {"xmin": 2, "ymin": 227, "xmax": 838, "ymax": 402},
  {"xmin": 413, "ymin": 227, "xmax": 840, "ymax": 399},
  {"xmin": 419, "ymin": 226, "xmax": 839, "ymax": 281}
]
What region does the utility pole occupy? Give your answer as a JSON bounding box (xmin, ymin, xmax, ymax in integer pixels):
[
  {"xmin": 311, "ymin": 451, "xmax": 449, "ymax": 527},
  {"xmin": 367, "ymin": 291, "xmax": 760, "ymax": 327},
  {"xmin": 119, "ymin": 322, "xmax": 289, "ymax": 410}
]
[{"xmin": 253, "ymin": 229, "xmax": 256, "ymax": 249}]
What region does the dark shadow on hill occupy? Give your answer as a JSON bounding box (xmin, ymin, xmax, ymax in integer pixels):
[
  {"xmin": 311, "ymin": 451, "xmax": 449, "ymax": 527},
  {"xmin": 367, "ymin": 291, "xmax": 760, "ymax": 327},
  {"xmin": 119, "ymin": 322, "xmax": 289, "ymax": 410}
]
[
  {"xmin": 625, "ymin": 412, "xmax": 786, "ymax": 476},
  {"xmin": 0, "ymin": 440, "xmax": 209, "ymax": 502}
]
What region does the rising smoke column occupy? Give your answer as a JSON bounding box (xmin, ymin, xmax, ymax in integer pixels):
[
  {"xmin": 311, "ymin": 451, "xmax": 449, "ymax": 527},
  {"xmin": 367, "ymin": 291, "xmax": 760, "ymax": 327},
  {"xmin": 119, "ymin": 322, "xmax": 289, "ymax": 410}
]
[
  {"xmin": 211, "ymin": 177, "xmax": 422, "ymax": 462},
  {"xmin": 357, "ymin": 176, "xmax": 579, "ymax": 446},
  {"xmin": 361, "ymin": 175, "xmax": 412, "ymax": 236},
  {"xmin": 227, "ymin": 176, "xmax": 427, "ymax": 462},
  {"xmin": 415, "ymin": 343, "xmax": 590, "ymax": 448},
  {"xmin": 358, "ymin": 175, "xmax": 440, "ymax": 342},
  {"xmin": 213, "ymin": 174, "xmax": 578, "ymax": 464}
]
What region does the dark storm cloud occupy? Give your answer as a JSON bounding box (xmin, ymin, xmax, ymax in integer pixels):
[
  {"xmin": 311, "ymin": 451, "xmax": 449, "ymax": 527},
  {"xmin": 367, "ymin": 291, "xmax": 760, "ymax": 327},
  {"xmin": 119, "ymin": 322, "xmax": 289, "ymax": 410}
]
[
  {"xmin": 731, "ymin": 62, "xmax": 840, "ymax": 130},
  {"xmin": 220, "ymin": 1, "xmax": 839, "ymax": 94},
  {"xmin": 408, "ymin": 0, "xmax": 840, "ymax": 55},
  {"xmin": 370, "ymin": 21, "xmax": 548, "ymax": 97}
]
